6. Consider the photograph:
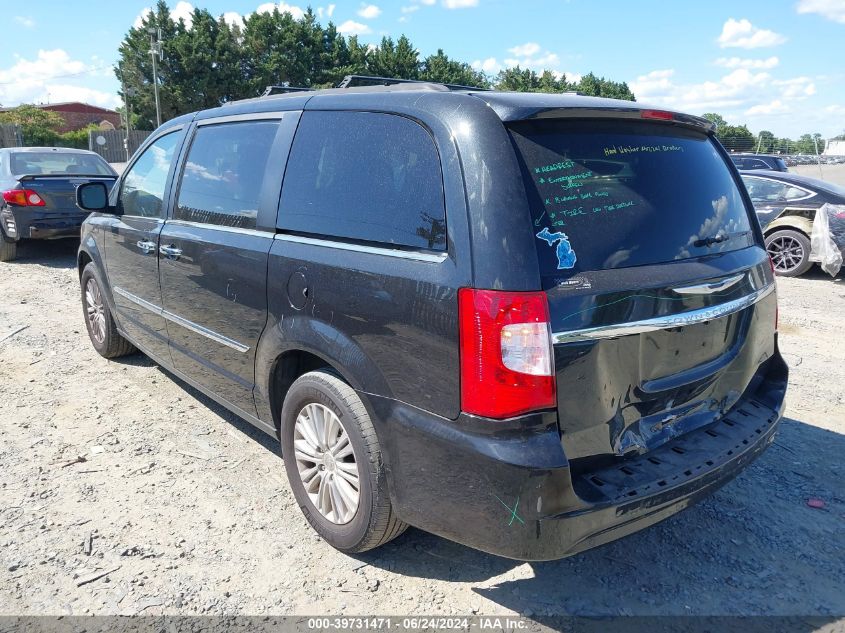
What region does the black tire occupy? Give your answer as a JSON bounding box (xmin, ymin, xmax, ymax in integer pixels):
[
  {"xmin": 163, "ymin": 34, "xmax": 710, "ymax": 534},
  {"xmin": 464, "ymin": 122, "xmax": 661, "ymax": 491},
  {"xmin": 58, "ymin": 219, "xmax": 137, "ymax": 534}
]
[
  {"xmin": 765, "ymin": 229, "xmax": 813, "ymax": 277},
  {"xmin": 280, "ymin": 370, "xmax": 407, "ymax": 553},
  {"xmin": 0, "ymin": 237, "xmax": 16, "ymax": 262},
  {"xmin": 80, "ymin": 263, "xmax": 136, "ymax": 358}
]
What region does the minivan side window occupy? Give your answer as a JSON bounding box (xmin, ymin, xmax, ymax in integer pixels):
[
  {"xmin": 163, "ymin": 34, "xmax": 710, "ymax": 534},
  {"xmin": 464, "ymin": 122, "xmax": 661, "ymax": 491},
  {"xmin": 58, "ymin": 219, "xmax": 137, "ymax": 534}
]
[
  {"xmin": 120, "ymin": 132, "xmax": 181, "ymax": 218},
  {"xmin": 278, "ymin": 111, "xmax": 446, "ymax": 251},
  {"xmin": 174, "ymin": 120, "xmax": 279, "ymax": 230}
]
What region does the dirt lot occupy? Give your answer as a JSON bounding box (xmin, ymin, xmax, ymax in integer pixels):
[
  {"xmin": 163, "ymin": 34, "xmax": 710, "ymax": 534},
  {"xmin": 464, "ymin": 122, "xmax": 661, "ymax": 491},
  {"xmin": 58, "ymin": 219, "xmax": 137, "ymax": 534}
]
[{"xmin": 0, "ymin": 240, "xmax": 843, "ymax": 620}]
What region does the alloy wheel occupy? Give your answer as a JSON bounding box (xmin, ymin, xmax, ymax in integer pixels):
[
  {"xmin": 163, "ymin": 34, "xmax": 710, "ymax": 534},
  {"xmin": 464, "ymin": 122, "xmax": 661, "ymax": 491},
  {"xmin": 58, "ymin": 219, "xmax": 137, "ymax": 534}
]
[
  {"xmin": 85, "ymin": 278, "xmax": 106, "ymax": 344},
  {"xmin": 767, "ymin": 235, "xmax": 805, "ymax": 273},
  {"xmin": 293, "ymin": 402, "xmax": 361, "ymax": 524}
]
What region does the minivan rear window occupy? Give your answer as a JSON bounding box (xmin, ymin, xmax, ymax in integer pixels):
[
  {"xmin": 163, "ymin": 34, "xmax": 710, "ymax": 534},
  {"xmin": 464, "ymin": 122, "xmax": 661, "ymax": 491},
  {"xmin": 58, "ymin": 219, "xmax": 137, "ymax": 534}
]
[{"xmin": 508, "ymin": 120, "xmax": 754, "ymax": 276}]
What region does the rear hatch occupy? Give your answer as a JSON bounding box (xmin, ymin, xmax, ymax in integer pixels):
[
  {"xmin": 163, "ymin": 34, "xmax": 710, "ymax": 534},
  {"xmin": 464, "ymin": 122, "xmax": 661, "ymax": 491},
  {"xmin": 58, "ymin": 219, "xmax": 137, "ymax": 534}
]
[{"xmin": 508, "ymin": 117, "xmax": 778, "ymax": 470}]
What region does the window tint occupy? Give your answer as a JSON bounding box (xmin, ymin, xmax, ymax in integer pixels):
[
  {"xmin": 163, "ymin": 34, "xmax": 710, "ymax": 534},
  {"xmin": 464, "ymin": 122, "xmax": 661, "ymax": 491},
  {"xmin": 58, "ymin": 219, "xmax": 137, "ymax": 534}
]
[
  {"xmin": 278, "ymin": 111, "xmax": 446, "ymax": 251},
  {"xmin": 742, "ymin": 176, "xmax": 787, "ymax": 203},
  {"xmin": 745, "ymin": 159, "xmax": 768, "ymax": 170},
  {"xmin": 509, "ymin": 120, "xmax": 754, "ymax": 276},
  {"xmin": 121, "ymin": 132, "xmax": 181, "ymax": 218},
  {"xmin": 175, "ymin": 120, "xmax": 279, "ymax": 230},
  {"xmin": 783, "ymin": 185, "xmax": 811, "ymax": 200}
]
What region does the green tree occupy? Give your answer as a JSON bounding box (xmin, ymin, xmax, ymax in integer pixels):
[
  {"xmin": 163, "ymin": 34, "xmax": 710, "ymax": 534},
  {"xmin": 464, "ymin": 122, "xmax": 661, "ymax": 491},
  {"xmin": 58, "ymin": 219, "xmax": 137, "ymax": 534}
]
[
  {"xmin": 0, "ymin": 104, "xmax": 64, "ymax": 145},
  {"xmin": 420, "ymin": 49, "xmax": 487, "ymax": 88},
  {"xmin": 575, "ymin": 72, "xmax": 634, "ymax": 100},
  {"xmin": 702, "ymin": 113, "xmax": 727, "ymax": 129},
  {"xmin": 369, "ymin": 36, "xmax": 420, "ymax": 80}
]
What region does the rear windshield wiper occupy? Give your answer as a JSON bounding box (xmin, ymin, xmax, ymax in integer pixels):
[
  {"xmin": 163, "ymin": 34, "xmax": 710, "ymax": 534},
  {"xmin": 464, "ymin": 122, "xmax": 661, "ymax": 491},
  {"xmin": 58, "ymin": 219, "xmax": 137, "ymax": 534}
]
[{"xmin": 693, "ymin": 230, "xmax": 750, "ymax": 248}]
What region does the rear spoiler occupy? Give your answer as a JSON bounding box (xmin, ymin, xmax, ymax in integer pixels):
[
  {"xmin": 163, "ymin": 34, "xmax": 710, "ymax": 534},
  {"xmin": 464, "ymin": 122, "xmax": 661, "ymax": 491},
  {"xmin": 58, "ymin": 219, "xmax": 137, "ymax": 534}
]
[{"xmin": 16, "ymin": 174, "xmax": 117, "ymax": 181}]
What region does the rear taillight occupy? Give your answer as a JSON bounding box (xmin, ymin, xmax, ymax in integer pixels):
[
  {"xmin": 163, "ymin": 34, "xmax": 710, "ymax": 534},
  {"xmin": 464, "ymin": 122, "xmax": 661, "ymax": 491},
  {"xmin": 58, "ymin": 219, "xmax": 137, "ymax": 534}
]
[
  {"xmin": 458, "ymin": 288, "xmax": 556, "ymax": 419},
  {"xmin": 2, "ymin": 189, "xmax": 45, "ymax": 206}
]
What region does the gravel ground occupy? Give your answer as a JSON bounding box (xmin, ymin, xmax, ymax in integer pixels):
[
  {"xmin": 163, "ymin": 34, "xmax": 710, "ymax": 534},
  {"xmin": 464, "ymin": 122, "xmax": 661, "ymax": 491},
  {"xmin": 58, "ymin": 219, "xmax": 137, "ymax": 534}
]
[
  {"xmin": 790, "ymin": 163, "xmax": 845, "ymax": 186},
  {"xmin": 0, "ymin": 239, "xmax": 843, "ymax": 620}
]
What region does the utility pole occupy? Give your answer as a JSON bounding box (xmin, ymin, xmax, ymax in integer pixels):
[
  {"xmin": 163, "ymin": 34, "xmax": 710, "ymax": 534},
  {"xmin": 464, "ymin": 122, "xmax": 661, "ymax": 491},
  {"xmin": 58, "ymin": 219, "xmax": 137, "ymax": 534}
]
[
  {"xmin": 120, "ymin": 73, "xmax": 132, "ymax": 161},
  {"xmin": 148, "ymin": 27, "xmax": 163, "ymax": 128}
]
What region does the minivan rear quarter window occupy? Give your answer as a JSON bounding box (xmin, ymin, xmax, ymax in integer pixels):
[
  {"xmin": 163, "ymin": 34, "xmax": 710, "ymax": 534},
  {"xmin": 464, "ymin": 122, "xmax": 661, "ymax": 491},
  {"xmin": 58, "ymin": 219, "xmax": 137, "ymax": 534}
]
[
  {"xmin": 278, "ymin": 111, "xmax": 446, "ymax": 251},
  {"xmin": 508, "ymin": 120, "xmax": 754, "ymax": 277}
]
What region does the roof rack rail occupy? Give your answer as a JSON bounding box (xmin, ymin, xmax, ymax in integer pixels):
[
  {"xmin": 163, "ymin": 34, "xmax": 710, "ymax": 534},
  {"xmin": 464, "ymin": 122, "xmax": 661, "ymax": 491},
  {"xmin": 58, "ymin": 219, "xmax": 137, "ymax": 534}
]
[
  {"xmin": 261, "ymin": 85, "xmax": 315, "ymax": 97},
  {"xmin": 337, "ymin": 74, "xmax": 487, "ymax": 91}
]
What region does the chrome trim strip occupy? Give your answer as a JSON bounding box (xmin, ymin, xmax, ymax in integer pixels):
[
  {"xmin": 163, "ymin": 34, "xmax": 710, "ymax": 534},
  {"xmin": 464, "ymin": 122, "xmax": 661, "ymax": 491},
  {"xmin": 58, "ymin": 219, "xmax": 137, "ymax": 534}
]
[
  {"xmin": 196, "ymin": 112, "xmax": 285, "ymax": 126},
  {"xmin": 164, "ymin": 219, "xmax": 273, "ymax": 238},
  {"xmin": 113, "ymin": 286, "xmax": 250, "ymax": 353},
  {"xmin": 273, "ymin": 233, "xmax": 448, "ymax": 263},
  {"xmin": 672, "ymin": 273, "xmax": 745, "ymax": 295},
  {"xmin": 552, "ymin": 283, "xmax": 775, "ymax": 344}
]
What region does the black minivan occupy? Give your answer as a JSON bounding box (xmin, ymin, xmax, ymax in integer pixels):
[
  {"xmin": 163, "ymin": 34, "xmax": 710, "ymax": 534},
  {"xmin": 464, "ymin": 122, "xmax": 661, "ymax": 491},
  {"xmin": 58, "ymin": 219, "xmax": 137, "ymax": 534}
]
[{"xmin": 76, "ymin": 79, "xmax": 787, "ymax": 561}]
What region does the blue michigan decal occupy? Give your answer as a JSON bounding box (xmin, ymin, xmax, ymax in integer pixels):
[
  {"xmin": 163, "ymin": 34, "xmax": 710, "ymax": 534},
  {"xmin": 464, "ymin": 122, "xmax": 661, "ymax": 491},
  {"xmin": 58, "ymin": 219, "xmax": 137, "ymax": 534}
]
[{"xmin": 536, "ymin": 227, "xmax": 577, "ymax": 269}]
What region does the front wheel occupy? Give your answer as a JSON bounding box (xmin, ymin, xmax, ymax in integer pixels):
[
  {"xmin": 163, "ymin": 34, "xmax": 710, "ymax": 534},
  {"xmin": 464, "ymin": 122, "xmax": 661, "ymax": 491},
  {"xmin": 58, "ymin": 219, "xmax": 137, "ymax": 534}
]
[
  {"xmin": 766, "ymin": 229, "xmax": 813, "ymax": 277},
  {"xmin": 280, "ymin": 370, "xmax": 407, "ymax": 553},
  {"xmin": 80, "ymin": 263, "xmax": 136, "ymax": 358}
]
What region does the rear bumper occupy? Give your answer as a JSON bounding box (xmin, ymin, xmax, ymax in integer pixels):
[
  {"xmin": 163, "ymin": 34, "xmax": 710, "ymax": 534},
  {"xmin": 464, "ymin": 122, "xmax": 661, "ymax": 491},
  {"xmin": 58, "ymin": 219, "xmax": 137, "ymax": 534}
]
[
  {"xmin": 366, "ymin": 352, "xmax": 787, "ymax": 561},
  {"xmin": 1, "ymin": 209, "xmax": 87, "ymax": 241}
]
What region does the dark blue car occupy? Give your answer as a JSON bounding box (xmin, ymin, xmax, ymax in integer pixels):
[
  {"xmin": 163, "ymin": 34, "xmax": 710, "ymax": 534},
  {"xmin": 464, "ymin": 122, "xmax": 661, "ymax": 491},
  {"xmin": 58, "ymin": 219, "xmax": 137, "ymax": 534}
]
[{"xmin": 0, "ymin": 147, "xmax": 117, "ymax": 261}]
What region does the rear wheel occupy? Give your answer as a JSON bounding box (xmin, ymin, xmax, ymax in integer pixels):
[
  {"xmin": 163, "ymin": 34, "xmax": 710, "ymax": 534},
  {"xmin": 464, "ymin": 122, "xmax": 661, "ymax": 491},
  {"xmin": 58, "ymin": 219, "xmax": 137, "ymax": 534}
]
[
  {"xmin": 765, "ymin": 229, "xmax": 812, "ymax": 277},
  {"xmin": 80, "ymin": 263, "xmax": 136, "ymax": 358},
  {"xmin": 0, "ymin": 237, "xmax": 16, "ymax": 262},
  {"xmin": 280, "ymin": 370, "xmax": 407, "ymax": 553}
]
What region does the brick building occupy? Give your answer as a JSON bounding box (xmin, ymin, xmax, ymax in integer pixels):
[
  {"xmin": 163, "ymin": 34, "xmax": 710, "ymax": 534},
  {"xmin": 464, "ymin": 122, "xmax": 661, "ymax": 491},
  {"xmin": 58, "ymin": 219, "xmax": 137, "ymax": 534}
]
[{"xmin": 0, "ymin": 102, "xmax": 121, "ymax": 133}]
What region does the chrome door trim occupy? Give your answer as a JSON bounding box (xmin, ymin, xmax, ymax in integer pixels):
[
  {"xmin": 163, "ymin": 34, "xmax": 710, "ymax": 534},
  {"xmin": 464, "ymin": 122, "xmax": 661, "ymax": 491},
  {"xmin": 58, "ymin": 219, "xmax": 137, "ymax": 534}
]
[
  {"xmin": 195, "ymin": 112, "xmax": 286, "ymax": 126},
  {"xmin": 552, "ymin": 283, "xmax": 775, "ymax": 344},
  {"xmin": 672, "ymin": 273, "xmax": 745, "ymax": 295},
  {"xmin": 113, "ymin": 286, "xmax": 250, "ymax": 353},
  {"xmin": 273, "ymin": 233, "xmax": 448, "ymax": 263},
  {"xmin": 164, "ymin": 219, "xmax": 273, "ymax": 238}
]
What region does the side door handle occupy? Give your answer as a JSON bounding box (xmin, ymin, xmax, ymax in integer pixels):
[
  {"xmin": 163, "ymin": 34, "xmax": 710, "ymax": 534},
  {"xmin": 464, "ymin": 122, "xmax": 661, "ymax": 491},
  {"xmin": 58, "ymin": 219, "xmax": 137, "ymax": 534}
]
[
  {"xmin": 159, "ymin": 244, "xmax": 182, "ymax": 260},
  {"xmin": 136, "ymin": 240, "xmax": 157, "ymax": 254}
]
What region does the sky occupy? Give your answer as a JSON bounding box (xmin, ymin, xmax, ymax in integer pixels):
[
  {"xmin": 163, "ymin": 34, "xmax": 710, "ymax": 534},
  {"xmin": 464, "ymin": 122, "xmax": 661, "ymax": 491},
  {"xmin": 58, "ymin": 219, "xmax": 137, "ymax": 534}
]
[{"xmin": 0, "ymin": 0, "xmax": 843, "ymax": 138}]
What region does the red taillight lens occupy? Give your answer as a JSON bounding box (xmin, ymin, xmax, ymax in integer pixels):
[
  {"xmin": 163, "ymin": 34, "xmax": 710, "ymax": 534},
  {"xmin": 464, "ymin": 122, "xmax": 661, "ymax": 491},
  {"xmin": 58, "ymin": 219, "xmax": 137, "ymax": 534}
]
[
  {"xmin": 2, "ymin": 189, "xmax": 45, "ymax": 206},
  {"xmin": 458, "ymin": 288, "xmax": 556, "ymax": 419},
  {"xmin": 641, "ymin": 109, "xmax": 674, "ymax": 121}
]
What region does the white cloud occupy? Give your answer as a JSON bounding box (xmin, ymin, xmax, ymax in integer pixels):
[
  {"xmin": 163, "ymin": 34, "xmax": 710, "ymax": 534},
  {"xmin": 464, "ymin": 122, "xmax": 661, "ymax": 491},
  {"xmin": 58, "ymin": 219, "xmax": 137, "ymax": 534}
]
[
  {"xmin": 717, "ymin": 18, "xmax": 786, "ymax": 49},
  {"xmin": 471, "ymin": 57, "xmax": 501, "ymax": 73},
  {"xmin": 133, "ymin": 7, "xmax": 152, "ymax": 29},
  {"xmin": 358, "ymin": 4, "xmax": 381, "ymax": 18},
  {"xmin": 773, "ymin": 76, "xmax": 816, "ymax": 98},
  {"xmin": 419, "ymin": 0, "xmax": 436, "ymax": 4},
  {"xmin": 746, "ymin": 99, "xmax": 789, "ymax": 116},
  {"xmin": 171, "ymin": 1, "xmax": 195, "ymax": 27},
  {"xmin": 401, "ymin": 5, "xmax": 419, "ymax": 13},
  {"xmin": 256, "ymin": 2, "xmax": 305, "ymax": 19},
  {"xmin": 337, "ymin": 19, "xmax": 371, "ymax": 35},
  {"xmin": 714, "ymin": 56, "xmax": 779, "ymax": 69},
  {"xmin": 508, "ymin": 42, "xmax": 541, "ymax": 57},
  {"xmin": 797, "ymin": 0, "xmax": 845, "ymax": 23},
  {"xmin": 0, "ymin": 50, "xmax": 120, "ymax": 110},
  {"xmin": 327, "ymin": 4, "xmax": 336, "ymax": 16},
  {"xmin": 222, "ymin": 11, "xmax": 244, "ymax": 27},
  {"xmin": 443, "ymin": 0, "xmax": 478, "ymax": 7},
  {"xmin": 14, "ymin": 16, "xmax": 35, "ymax": 28}
]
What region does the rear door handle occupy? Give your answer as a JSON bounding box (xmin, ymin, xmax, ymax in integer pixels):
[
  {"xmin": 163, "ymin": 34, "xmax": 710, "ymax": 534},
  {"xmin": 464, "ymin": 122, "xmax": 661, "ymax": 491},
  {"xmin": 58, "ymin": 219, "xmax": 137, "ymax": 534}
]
[
  {"xmin": 159, "ymin": 244, "xmax": 182, "ymax": 259},
  {"xmin": 136, "ymin": 240, "xmax": 156, "ymax": 254}
]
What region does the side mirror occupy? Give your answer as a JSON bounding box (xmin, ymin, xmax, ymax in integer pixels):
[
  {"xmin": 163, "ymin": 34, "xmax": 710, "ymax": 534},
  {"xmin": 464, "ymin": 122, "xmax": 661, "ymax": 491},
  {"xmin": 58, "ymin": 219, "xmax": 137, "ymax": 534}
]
[{"xmin": 76, "ymin": 182, "xmax": 109, "ymax": 212}]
